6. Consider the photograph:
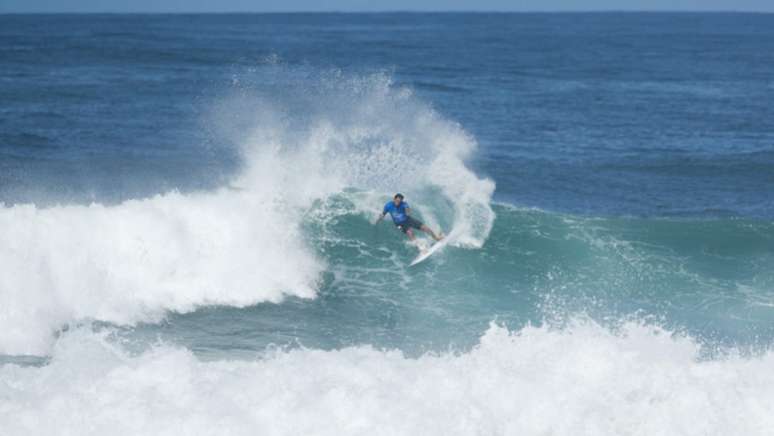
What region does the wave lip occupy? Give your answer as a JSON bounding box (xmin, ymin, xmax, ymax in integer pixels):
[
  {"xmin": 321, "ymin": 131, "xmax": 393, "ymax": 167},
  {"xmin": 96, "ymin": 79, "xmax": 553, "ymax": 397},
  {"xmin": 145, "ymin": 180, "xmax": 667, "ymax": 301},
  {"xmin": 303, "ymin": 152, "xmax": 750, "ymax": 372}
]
[{"xmin": 2, "ymin": 322, "xmax": 774, "ymax": 435}]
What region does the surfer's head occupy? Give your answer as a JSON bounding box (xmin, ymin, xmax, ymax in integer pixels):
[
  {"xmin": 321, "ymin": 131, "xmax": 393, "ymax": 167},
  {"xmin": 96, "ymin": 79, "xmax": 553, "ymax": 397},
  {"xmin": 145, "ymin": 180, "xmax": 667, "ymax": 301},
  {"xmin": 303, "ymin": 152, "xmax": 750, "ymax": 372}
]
[{"xmin": 393, "ymin": 193, "xmax": 404, "ymax": 206}]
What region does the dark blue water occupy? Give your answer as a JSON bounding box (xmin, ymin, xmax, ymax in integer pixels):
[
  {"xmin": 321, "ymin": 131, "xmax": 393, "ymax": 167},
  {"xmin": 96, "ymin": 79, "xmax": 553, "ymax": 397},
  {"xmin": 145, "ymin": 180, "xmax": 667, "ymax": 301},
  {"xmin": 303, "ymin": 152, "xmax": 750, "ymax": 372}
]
[{"xmin": 4, "ymin": 13, "xmax": 774, "ymax": 215}]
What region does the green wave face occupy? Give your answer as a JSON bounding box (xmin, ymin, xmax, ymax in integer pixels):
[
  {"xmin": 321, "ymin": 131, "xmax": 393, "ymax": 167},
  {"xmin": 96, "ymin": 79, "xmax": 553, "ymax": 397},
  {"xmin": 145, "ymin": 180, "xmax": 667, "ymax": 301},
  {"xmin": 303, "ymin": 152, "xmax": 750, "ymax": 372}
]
[{"xmin": 146, "ymin": 197, "xmax": 774, "ymax": 359}]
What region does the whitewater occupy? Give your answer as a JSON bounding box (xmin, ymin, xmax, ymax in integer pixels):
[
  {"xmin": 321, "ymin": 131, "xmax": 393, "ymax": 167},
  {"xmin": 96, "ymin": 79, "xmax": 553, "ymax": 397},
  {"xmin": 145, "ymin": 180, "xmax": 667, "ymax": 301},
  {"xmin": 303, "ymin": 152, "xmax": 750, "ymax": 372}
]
[{"xmin": 3, "ymin": 323, "xmax": 774, "ymax": 436}]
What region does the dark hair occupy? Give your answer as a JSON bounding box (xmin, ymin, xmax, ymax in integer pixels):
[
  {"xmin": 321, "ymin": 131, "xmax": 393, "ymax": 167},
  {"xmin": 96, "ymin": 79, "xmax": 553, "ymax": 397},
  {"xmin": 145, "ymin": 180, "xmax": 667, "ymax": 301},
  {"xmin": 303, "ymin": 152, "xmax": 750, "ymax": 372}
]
[{"xmin": 394, "ymin": 193, "xmax": 404, "ymax": 200}]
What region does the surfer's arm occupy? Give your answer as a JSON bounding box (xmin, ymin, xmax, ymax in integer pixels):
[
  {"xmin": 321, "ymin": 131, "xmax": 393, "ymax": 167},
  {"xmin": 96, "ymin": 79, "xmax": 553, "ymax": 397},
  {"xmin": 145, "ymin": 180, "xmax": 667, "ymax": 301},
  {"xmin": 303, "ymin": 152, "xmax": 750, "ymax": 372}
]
[{"xmin": 374, "ymin": 211, "xmax": 386, "ymax": 225}]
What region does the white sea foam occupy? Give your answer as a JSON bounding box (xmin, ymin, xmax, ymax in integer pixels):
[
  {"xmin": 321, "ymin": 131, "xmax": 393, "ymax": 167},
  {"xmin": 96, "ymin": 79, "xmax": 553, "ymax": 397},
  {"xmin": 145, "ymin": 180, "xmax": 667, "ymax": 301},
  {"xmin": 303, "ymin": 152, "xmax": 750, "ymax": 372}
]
[
  {"xmin": 0, "ymin": 188, "xmax": 322, "ymax": 355},
  {"xmin": 0, "ymin": 72, "xmax": 494, "ymax": 355},
  {"xmin": 2, "ymin": 322, "xmax": 772, "ymax": 436}
]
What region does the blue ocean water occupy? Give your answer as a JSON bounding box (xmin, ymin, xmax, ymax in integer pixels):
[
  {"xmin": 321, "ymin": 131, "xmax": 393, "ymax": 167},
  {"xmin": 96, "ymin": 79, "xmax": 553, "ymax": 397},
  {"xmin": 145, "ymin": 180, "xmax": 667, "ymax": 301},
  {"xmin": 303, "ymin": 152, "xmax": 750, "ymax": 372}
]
[{"xmin": 2, "ymin": 13, "xmax": 774, "ymax": 435}]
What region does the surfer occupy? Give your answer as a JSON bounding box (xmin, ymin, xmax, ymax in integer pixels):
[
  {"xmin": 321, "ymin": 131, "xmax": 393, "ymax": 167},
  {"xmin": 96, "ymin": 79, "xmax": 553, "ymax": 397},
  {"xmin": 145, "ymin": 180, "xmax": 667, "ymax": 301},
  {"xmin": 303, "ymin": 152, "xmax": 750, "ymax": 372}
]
[{"xmin": 374, "ymin": 193, "xmax": 444, "ymax": 242}]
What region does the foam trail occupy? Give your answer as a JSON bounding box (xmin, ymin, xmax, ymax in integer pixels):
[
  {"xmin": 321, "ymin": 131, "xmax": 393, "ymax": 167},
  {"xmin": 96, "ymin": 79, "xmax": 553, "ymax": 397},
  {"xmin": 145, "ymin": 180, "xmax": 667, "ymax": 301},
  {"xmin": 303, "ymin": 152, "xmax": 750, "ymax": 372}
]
[
  {"xmin": 0, "ymin": 71, "xmax": 495, "ymax": 355},
  {"xmin": 2, "ymin": 322, "xmax": 773, "ymax": 436}
]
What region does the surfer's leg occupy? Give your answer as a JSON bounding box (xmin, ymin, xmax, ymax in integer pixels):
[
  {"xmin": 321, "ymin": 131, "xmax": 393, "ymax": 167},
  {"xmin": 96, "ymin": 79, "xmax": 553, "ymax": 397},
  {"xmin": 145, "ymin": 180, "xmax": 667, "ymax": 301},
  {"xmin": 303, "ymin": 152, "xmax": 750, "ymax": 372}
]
[
  {"xmin": 406, "ymin": 217, "xmax": 441, "ymax": 241},
  {"xmin": 397, "ymin": 222, "xmax": 416, "ymax": 240},
  {"xmin": 420, "ymin": 224, "xmax": 443, "ymax": 241}
]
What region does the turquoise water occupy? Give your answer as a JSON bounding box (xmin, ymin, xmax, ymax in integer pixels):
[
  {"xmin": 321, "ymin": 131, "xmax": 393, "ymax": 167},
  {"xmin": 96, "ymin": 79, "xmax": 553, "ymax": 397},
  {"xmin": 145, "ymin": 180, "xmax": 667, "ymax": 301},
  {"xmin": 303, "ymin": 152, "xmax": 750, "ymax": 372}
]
[{"xmin": 121, "ymin": 201, "xmax": 774, "ymax": 360}]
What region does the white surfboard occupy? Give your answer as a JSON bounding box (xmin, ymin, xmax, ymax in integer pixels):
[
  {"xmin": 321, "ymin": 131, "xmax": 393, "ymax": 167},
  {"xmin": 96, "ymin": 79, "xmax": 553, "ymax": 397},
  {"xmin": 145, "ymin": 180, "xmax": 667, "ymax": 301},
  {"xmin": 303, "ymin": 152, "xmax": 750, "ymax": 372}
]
[{"xmin": 410, "ymin": 236, "xmax": 451, "ymax": 266}]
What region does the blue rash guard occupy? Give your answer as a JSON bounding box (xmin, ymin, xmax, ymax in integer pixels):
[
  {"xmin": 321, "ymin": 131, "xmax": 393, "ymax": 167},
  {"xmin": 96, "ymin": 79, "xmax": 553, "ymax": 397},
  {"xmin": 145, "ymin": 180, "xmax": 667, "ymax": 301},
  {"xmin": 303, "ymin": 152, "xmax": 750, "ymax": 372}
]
[{"xmin": 383, "ymin": 201, "xmax": 409, "ymax": 224}]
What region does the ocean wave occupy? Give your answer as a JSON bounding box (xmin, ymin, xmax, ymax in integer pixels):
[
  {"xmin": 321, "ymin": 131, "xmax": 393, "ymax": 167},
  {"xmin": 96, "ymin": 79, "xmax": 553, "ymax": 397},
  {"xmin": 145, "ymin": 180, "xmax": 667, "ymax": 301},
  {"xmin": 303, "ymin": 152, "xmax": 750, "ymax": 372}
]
[
  {"xmin": 0, "ymin": 70, "xmax": 494, "ymax": 355},
  {"xmin": 2, "ymin": 322, "xmax": 773, "ymax": 436}
]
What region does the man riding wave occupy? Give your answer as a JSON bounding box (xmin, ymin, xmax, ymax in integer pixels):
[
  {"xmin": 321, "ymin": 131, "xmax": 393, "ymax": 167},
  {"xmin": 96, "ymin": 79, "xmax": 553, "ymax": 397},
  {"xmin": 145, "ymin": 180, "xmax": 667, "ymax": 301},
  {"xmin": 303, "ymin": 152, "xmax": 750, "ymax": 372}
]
[{"xmin": 374, "ymin": 193, "xmax": 443, "ymax": 242}]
